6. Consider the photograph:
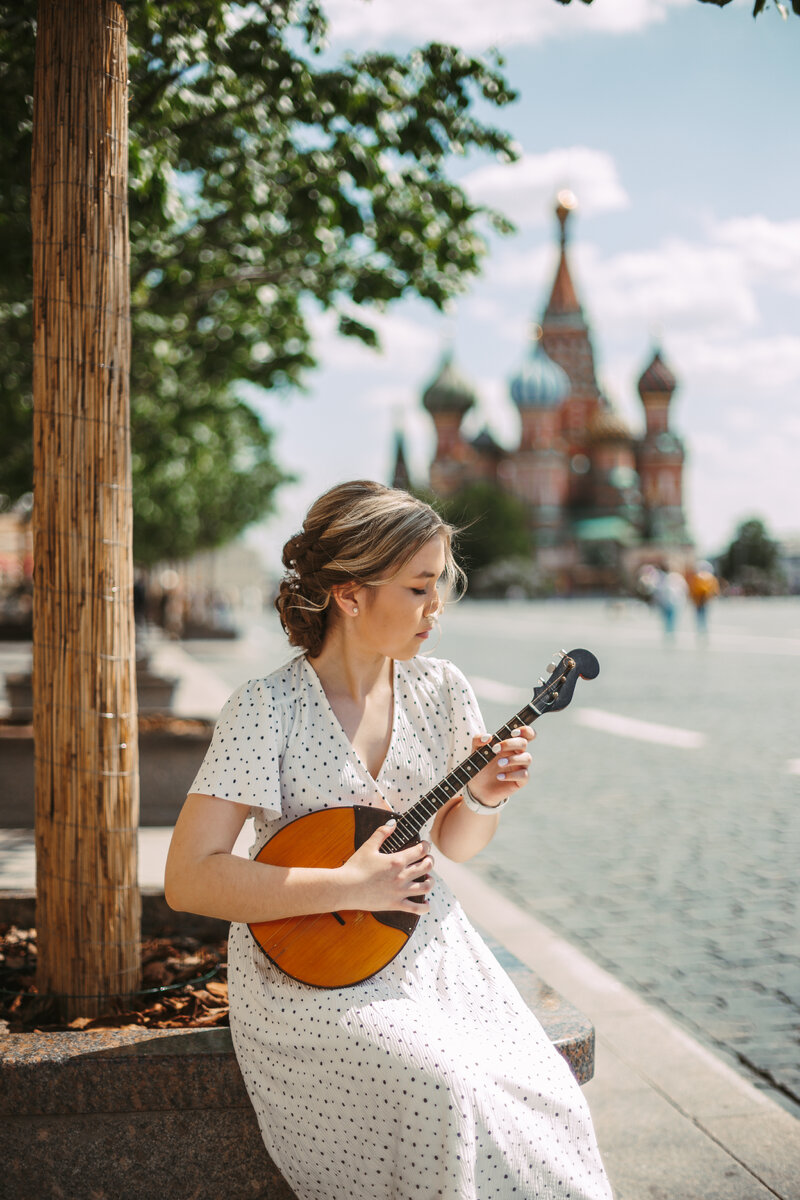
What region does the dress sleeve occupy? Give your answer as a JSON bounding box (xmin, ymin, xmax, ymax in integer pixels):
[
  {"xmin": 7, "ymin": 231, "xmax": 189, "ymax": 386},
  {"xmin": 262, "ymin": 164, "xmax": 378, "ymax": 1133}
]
[
  {"xmin": 442, "ymin": 660, "xmax": 487, "ymax": 772},
  {"xmin": 188, "ymin": 679, "xmax": 286, "ymax": 817}
]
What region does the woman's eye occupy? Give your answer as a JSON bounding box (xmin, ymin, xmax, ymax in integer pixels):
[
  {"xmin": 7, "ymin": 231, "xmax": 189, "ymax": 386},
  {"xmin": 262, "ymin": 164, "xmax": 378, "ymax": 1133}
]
[{"xmin": 411, "ymin": 588, "xmax": 426, "ymax": 596}]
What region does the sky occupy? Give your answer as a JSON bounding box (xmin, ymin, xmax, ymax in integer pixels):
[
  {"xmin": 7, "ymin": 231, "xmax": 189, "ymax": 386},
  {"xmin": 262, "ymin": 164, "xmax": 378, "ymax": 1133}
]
[{"xmin": 242, "ymin": 0, "xmax": 799, "ymax": 569}]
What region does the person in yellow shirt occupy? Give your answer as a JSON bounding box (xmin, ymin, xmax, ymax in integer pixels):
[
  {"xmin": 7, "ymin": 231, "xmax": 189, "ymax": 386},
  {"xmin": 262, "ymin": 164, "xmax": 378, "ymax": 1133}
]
[{"xmin": 687, "ymin": 563, "xmax": 720, "ymax": 638}]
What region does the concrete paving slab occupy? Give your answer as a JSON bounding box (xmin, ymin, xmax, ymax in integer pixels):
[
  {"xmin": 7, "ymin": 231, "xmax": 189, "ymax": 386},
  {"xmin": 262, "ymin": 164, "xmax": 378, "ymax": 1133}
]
[
  {"xmin": 702, "ymin": 1109, "xmax": 800, "ymax": 1199},
  {"xmin": 592, "ymin": 1007, "xmax": 779, "ymax": 1120},
  {"xmin": 587, "ymin": 1081, "xmax": 781, "ymax": 1200}
]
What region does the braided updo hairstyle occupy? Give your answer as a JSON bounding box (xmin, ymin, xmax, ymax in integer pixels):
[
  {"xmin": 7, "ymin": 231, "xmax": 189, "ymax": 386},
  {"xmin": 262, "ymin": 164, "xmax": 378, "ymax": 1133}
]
[{"xmin": 275, "ymin": 481, "xmax": 463, "ymax": 657}]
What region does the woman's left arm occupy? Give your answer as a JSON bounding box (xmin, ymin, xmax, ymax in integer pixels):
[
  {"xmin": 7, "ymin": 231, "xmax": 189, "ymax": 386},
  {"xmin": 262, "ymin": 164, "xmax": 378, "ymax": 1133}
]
[{"xmin": 431, "ymin": 727, "xmax": 535, "ymax": 863}]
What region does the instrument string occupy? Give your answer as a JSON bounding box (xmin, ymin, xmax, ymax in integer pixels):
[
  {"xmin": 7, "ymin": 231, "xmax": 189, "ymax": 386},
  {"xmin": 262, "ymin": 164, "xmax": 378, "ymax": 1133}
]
[{"xmin": 383, "ymin": 669, "xmax": 568, "ymax": 852}]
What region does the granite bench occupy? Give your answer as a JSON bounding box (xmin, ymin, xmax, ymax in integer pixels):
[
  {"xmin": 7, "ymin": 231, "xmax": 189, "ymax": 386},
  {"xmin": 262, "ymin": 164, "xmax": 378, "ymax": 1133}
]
[{"xmin": 0, "ymin": 891, "xmax": 594, "ymax": 1200}]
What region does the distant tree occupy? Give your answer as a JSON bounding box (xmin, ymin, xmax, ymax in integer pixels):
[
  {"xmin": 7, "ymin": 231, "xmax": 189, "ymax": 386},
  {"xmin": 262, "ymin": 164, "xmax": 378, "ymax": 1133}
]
[
  {"xmin": 718, "ymin": 517, "xmax": 783, "ymax": 592},
  {"xmin": 0, "ymin": 1, "xmax": 517, "ymax": 563},
  {"xmin": 419, "ymin": 482, "xmax": 532, "ymax": 580},
  {"xmin": 554, "ymin": 0, "xmax": 799, "ymax": 18}
]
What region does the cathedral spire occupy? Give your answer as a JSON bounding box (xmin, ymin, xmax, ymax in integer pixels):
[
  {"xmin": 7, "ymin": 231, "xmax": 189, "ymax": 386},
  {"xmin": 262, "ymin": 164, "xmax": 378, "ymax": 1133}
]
[
  {"xmin": 390, "ymin": 429, "xmax": 412, "ymax": 492},
  {"xmin": 543, "ymin": 190, "xmax": 583, "ymax": 324}
]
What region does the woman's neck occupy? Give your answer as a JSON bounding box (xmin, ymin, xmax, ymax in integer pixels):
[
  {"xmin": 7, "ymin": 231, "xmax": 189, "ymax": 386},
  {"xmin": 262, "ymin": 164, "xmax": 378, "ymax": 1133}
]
[{"xmin": 308, "ymin": 631, "xmax": 392, "ymax": 705}]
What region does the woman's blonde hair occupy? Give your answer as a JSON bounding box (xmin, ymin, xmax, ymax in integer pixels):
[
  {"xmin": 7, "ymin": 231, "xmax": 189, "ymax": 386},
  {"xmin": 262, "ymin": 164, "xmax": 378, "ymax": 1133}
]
[{"xmin": 275, "ymin": 480, "xmax": 464, "ymax": 656}]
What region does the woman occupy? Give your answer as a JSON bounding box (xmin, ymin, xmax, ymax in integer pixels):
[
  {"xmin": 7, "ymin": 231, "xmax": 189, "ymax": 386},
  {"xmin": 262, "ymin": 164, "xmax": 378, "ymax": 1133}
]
[{"xmin": 165, "ymin": 480, "xmax": 612, "ymax": 1200}]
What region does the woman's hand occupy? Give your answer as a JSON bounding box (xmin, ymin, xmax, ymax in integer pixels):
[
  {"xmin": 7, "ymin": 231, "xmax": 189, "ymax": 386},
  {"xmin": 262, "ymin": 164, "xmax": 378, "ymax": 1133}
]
[
  {"xmin": 338, "ymin": 820, "xmax": 434, "ymax": 914},
  {"xmin": 468, "ymin": 726, "xmax": 536, "ymax": 808}
]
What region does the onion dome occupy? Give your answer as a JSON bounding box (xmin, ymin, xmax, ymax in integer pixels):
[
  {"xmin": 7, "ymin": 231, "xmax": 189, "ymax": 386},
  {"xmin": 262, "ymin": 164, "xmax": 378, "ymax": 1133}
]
[
  {"xmin": 587, "ymin": 404, "xmax": 633, "ymax": 444},
  {"xmin": 422, "ymin": 352, "xmax": 476, "ymax": 416},
  {"xmin": 638, "ymin": 348, "xmax": 677, "ymax": 396},
  {"xmin": 471, "ymin": 426, "xmax": 505, "ymax": 456},
  {"xmin": 511, "ymin": 327, "xmax": 570, "ymax": 410}
]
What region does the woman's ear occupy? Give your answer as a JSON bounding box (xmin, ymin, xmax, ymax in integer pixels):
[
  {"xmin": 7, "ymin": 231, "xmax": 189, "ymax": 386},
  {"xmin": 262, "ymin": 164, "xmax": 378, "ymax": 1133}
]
[{"xmin": 331, "ymin": 582, "xmax": 363, "ymax": 617}]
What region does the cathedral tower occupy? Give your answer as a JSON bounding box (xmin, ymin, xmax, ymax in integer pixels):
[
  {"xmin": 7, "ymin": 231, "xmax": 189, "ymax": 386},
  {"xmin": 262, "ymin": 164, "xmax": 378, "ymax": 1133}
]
[
  {"xmin": 508, "ymin": 328, "xmax": 570, "ymax": 547},
  {"xmin": 636, "ymin": 349, "xmax": 689, "ymax": 542},
  {"xmin": 540, "ymin": 191, "xmax": 603, "ymax": 507},
  {"xmin": 422, "ymin": 352, "xmax": 476, "ymax": 497}
]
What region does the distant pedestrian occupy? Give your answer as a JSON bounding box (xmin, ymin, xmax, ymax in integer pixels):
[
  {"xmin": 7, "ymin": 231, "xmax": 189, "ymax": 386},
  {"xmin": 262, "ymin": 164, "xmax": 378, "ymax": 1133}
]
[
  {"xmin": 687, "ymin": 562, "xmax": 719, "ymax": 639},
  {"xmin": 653, "ymin": 567, "xmax": 687, "ymax": 640}
]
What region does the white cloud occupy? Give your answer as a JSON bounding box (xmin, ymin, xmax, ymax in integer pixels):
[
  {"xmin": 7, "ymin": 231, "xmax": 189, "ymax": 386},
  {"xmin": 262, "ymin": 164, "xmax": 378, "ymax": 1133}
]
[
  {"xmin": 689, "ymin": 423, "xmax": 800, "ymax": 550},
  {"xmin": 324, "ymin": 0, "xmax": 690, "ymax": 51},
  {"xmin": 670, "ymin": 333, "xmax": 800, "ymax": 391},
  {"xmin": 481, "ymin": 243, "xmax": 555, "ymax": 294},
  {"xmin": 581, "ymin": 239, "xmax": 760, "ymax": 333},
  {"xmin": 464, "ymin": 148, "xmax": 629, "ymax": 227},
  {"xmin": 715, "ymin": 215, "xmax": 800, "ymax": 295}
]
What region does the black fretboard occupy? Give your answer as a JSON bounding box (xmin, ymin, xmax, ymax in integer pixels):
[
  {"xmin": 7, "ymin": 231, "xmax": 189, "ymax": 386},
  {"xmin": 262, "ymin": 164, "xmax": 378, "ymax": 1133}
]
[{"xmin": 381, "ymin": 673, "xmax": 563, "ymax": 852}]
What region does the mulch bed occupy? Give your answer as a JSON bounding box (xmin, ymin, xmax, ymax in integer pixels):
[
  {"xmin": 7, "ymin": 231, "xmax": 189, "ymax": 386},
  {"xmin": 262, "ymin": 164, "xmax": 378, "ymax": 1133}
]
[{"xmin": 0, "ymin": 924, "xmax": 229, "ymax": 1032}]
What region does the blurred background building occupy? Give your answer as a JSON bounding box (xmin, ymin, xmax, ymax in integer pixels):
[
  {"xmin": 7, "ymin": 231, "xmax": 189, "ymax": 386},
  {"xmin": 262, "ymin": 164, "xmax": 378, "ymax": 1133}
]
[{"xmin": 395, "ymin": 194, "xmax": 694, "ymax": 592}]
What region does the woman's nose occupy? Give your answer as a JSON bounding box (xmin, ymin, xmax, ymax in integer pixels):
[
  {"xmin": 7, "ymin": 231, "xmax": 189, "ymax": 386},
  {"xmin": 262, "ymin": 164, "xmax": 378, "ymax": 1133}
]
[{"xmin": 425, "ymin": 588, "xmax": 441, "ymax": 616}]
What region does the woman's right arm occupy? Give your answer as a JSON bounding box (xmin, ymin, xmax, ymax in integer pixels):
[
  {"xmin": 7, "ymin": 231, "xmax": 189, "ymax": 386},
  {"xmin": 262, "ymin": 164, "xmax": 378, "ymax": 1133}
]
[{"xmin": 164, "ymin": 793, "xmax": 434, "ymax": 923}]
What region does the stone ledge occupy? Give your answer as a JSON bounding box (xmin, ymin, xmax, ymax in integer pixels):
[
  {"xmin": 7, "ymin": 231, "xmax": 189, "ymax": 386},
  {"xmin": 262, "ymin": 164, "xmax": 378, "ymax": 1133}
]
[
  {"xmin": 0, "ymin": 891, "xmax": 594, "ymax": 1199},
  {"xmin": 0, "ymin": 957, "xmax": 593, "ymax": 1121}
]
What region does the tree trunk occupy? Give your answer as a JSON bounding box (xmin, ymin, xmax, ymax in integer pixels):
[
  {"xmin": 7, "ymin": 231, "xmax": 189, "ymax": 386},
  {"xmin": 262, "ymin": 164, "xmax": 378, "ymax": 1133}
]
[{"xmin": 31, "ymin": 0, "xmax": 139, "ymax": 1019}]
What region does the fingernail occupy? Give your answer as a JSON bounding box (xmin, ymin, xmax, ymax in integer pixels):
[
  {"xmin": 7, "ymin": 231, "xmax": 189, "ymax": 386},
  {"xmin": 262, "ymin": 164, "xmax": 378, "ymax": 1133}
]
[
  {"xmin": 512, "ymin": 728, "xmax": 520, "ymax": 737},
  {"xmin": 385, "ymin": 818, "xmax": 397, "ymax": 827},
  {"xmin": 498, "ymin": 757, "xmax": 508, "ymax": 767},
  {"xmin": 497, "ymin": 773, "xmax": 506, "ymax": 781},
  {"xmin": 480, "ymin": 735, "xmax": 491, "ymax": 743}
]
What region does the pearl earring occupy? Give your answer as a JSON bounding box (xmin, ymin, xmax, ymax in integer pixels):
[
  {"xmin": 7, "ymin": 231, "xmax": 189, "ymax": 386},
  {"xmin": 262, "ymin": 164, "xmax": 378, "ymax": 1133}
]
[{"xmin": 352, "ymin": 606, "xmax": 359, "ymax": 616}]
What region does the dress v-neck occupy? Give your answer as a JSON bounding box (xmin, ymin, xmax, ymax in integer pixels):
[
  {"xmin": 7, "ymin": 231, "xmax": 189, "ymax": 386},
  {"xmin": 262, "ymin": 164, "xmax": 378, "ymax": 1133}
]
[{"xmin": 302, "ymin": 654, "xmax": 398, "ymax": 789}]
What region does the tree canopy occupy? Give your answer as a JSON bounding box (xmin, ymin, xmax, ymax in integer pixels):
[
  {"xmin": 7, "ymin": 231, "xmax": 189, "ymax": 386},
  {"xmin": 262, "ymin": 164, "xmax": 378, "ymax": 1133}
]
[
  {"xmin": 416, "ymin": 482, "xmax": 533, "ymax": 582},
  {"xmin": 718, "ymin": 517, "xmax": 783, "ymax": 591},
  {"xmin": 0, "ymin": 1, "xmax": 516, "ymax": 563}
]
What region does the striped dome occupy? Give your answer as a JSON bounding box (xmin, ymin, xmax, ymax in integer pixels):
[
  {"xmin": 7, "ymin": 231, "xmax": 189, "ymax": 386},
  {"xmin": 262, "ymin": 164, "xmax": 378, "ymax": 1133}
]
[
  {"xmin": 511, "ymin": 340, "xmax": 570, "ymax": 410},
  {"xmin": 638, "ymin": 349, "xmax": 677, "ymax": 396}
]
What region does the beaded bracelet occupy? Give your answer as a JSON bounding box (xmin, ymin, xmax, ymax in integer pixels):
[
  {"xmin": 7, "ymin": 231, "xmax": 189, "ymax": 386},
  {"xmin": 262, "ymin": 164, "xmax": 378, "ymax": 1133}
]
[{"xmin": 462, "ymin": 782, "xmax": 509, "ymax": 816}]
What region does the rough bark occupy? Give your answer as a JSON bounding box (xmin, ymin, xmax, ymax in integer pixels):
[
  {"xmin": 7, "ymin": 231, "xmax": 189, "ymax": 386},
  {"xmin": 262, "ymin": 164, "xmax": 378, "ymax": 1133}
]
[{"xmin": 31, "ymin": 0, "xmax": 139, "ymax": 1018}]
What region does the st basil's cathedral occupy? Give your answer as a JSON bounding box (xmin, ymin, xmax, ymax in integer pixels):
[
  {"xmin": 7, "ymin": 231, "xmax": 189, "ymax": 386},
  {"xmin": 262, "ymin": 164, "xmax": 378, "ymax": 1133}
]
[{"xmin": 393, "ymin": 193, "xmax": 694, "ymax": 590}]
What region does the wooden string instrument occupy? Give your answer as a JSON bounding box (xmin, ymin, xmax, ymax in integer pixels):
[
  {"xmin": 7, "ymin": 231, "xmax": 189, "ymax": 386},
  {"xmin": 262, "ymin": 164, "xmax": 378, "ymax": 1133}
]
[{"xmin": 247, "ymin": 648, "xmax": 599, "ymax": 988}]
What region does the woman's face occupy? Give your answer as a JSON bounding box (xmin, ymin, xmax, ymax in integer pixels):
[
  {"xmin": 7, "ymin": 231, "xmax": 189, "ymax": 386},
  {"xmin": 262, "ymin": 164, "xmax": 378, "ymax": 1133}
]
[{"xmin": 352, "ymin": 534, "xmax": 447, "ymax": 661}]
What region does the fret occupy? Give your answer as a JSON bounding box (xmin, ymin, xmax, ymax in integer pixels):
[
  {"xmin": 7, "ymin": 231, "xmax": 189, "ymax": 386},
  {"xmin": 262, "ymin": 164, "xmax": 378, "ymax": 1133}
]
[{"xmin": 381, "ymin": 667, "xmax": 572, "ymax": 853}]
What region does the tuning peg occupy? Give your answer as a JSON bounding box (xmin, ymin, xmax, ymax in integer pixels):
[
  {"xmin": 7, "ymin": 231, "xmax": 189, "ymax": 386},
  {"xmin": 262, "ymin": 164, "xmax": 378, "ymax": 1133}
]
[
  {"xmin": 546, "ymin": 659, "xmax": 559, "ymax": 673},
  {"xmin": 538, "ymin": 676, "xmax": 547, "ymax": 686}
]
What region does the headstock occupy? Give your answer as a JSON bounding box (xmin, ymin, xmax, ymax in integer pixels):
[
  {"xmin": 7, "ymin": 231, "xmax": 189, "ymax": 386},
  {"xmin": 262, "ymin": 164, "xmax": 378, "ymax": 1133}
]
[{"xmin": 532, "ymin": 648, "xmax": 599, "ymax": 714}]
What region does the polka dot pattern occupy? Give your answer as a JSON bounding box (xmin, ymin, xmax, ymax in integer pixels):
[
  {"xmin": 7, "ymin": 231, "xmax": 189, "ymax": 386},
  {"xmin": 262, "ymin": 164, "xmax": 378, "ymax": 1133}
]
[{"xmin": 190, "ymin": 654, "xmax": 612, "ymax": 1200}]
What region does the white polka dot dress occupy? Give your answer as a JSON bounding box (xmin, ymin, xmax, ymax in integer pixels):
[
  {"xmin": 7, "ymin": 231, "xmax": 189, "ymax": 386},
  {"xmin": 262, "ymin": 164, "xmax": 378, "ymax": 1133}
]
[{"xmin": 190, "ymin": 654, "xmax": 612, "ymax": 1200}]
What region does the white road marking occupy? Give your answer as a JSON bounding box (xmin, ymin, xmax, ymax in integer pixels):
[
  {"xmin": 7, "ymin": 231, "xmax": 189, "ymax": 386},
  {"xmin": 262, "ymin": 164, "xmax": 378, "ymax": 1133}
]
[
  {"xmin": 788, "ymin": 759, "xmax": 800, "ymax": 776},
  {"xmin": 574, "ymin": 707, "xmax": 706, "ymax": 749},
  {"xmin": 469, "ymin": 676, "xmax": 529, "ymax": 706}
]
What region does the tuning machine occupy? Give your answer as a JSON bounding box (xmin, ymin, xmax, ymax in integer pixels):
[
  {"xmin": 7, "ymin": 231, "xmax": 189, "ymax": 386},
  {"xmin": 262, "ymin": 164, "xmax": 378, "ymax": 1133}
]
[{"xmin": 547, "ymin": 648, "xmax": 569, "ymax": 673}]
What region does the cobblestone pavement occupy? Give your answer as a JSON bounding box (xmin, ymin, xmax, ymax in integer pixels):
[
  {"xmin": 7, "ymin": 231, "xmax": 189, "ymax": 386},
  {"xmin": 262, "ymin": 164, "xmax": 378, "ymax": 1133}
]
[{"xmin": 431, "ymin": 597, "xmax": 800, "ymax": 1119}]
